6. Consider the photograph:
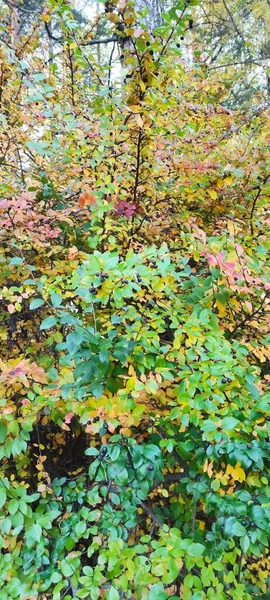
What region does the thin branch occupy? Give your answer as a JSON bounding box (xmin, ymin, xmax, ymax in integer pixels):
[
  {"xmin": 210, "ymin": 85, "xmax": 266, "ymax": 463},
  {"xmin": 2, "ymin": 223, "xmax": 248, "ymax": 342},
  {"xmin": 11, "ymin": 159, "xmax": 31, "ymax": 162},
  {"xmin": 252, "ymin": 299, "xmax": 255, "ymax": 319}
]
[
  {"xmin": 107, "ymin": 40, "xmax": 116, "ymax": 88},
  {"xmin": 44, "ymin": 21, "xmax": 62, "ymax": 43},
  {"xmin": 222, "ymin": 0, "xmax": 246, "ymax": 47},
  {"xmin": 191, "ymin": 501, "xmax": 197, "ymax": 533},
  {"xmin": 227, "ymin": 296, "xmax": 267, "ymax": 339},
  {"xmin": 45, "ymin": 21, "xmax": 118, "ymax": 47},
  {"xmin": 0, "ymin": 139, "xmax": 11, "ymax": 167},
  {"xmin": 207, "ymin": 60, "xmax": 266, "ymax": 71},
  {"xmin": 82, "ymin": 34, "xmax": 118, "ymax": 47},
  {"xmin": 67, "ymin": 46, "xmax": 75, "ymax": 107},
  {"xmin": 140, "ymin": 500, "xmax": 164, "ymax": 528},
  {"xmin": 250, "ymin": 174, "xmax": 270, "ymax": 235}
]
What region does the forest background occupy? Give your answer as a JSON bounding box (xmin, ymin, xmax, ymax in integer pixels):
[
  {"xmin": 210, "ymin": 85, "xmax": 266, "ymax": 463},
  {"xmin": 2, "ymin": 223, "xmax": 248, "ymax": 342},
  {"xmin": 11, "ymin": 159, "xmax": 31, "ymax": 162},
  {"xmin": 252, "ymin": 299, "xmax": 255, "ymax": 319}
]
[{"xmin": 0, "ymin": 0, "xmax": 269, "ymax": 599}]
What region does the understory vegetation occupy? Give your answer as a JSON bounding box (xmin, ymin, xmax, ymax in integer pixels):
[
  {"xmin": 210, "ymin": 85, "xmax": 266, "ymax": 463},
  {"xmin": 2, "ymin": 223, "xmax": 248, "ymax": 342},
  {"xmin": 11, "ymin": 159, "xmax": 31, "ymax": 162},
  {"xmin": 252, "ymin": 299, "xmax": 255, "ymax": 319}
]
[{"xmin": 0, "ymin": 0, "xmax": 269, "ymax": 598}]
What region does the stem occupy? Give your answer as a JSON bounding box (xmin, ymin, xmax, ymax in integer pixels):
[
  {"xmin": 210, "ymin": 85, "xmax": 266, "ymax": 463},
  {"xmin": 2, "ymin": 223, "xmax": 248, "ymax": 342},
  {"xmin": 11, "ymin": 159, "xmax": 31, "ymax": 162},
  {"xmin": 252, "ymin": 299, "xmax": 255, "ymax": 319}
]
[
  {"xmin": 192, "ymin": 501, "xmax": 197, "ymax": 533},
  {"xmin": 67, "ymin": 46, "xmax": 75, "ymax": 108},
  {"xmin": 133, "ymin": 128, "xmax": 142, "ymax": 207},
  {"xmin": 237, "ymin": 550, "xmax": 244, "ymax": 582},
  {"xmin": 250, "ymin": 175, "xmax": 269, "ymax": 235}
]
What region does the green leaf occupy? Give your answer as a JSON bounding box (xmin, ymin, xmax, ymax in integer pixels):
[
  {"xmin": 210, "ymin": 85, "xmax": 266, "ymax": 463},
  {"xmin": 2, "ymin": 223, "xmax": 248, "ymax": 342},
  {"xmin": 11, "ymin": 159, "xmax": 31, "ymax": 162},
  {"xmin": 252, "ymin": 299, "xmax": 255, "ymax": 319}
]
[
  {"xmin": 222, "ymin": 417, "xmax": 239, "ymax": 430},
  {"xmin": 34, "ymin": 72, "xmax": 47, "ymax": 82},
  {"xmin": 10, "ymin": 256, "xmax": 24, "ymax": 265},
  {"xmin": 1, "ymin": 517, "xmax": 11, "ymax": 534},
  {"xmin": 231, "ymin": 521, "xmax": 246, "ymax": 537},
  {"xmin": 86, "ymin": 255, "xmax": 101, "ymax": 274},
  {"xmin": 28, "ymin": 523, "xmax": 42, "ymax": 542},
  {"xmin": 186, "ymin": 543, "xmax": 205, "ymax": 557},
  {"xmin": 40, "ymin": 316, "xmax": 58, "ymax": 330},
  {"xmin": 108, "ymin": 445, "xmax": 121, "ymax": 462},
  {"xmin": 26, "ymin": 141, "xmax": 50, "ymax": 156},
  {"xmin": 240, "ymin": 534, "xmax": 250, "ymax": 553},
  {"xmin": 170, "ymin": 407, "xmax": 181, "ymax": 419},
  {"xmin": 66, "ymin": 331, "xmax": 83, "ymax": 355},
  {"xmin": 65, "ymin": 537, "xmax": 75, "ymax": 551},
  {"xmin": 201, "ymin": 420, "xmax": 217, "ymax": 432},
  {"xmin": 149, "ymin": 583, "xmax": 167, "ymax": 600},
  {"xmin": 0, "ymin": 422, "xmax": 7, "ymax": 443},
  {"xmin": 107, "ymin": 587, "xmax": 120, "ymax": 600},
  {"xmin": 51, "ymin": 292, "xmax": 62, "ymax": 307},
  {"xmin": 184, "ymin": 574, "xmax": 193, "ymax": 588},
  {"xmin": 91, "ymin": 383, "xmax": 104, "ymax": 398},
  {"xmin": 85, "ymin": 447, "xmax": 99, "ymax": 456},
  {"xmin": 51, "ymin": 572, "xmax": 62, "ymax": 584},
  {"xmin": 115, "ymin": 467, "xmax": 129, "ymax": 485},
  {"xmin": 30, "ymin": 298, "xmax": 45, "ymax": 310},
  {"xmin": 143, "ymin": 444, "xmax": 161, "ymax": 460},
  {"xmin": 8, "ymin": 498, "xmax": 18, "ymax": 515},
  {"xmin": 61, "ymin": 561, "xmax": 74, "ymax": 577},
  {"xmin": 75, "ymin": 521, "xmax": 87, "ymax": 536},
  {"xmin": 0, "ymin": 487, "xmax": 7, "ymax": 509},
  {"xmin": 82, "ymin": 566, "xmax": 93, "ymax": 577}
]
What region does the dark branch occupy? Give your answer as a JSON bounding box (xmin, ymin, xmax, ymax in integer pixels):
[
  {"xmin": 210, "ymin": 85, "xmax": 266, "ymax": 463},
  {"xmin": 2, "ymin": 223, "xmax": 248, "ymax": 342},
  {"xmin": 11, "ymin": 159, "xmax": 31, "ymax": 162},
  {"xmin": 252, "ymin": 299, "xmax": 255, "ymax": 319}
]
[{"xmin": 44, "ymin": 22, "xmax": 118, "ymax": 46}]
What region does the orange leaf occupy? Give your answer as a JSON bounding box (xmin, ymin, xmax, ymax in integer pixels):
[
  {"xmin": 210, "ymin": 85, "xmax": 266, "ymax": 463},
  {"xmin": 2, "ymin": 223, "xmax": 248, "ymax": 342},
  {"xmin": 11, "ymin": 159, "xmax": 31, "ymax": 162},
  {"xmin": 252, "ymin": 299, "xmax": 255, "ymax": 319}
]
[
  {"xmin": 79, "ymin": 191, "xmax": 96, "ymax": 207},
  {"xmin": 79, "ymin": 193, "xmax": 86, "ymax": 207}
]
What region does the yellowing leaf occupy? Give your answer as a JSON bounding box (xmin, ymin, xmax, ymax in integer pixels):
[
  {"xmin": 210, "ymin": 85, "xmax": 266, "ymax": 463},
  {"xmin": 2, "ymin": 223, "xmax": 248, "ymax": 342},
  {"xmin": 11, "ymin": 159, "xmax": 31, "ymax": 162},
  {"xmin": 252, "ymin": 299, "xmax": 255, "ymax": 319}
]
[
  {"xmin": 216, "ymin": 301, "xmax": 227, "ymax": 317},
  {"xmin": 136, "ymin": 115, "xmax": 144, "ymax": 128},
  {"xmin": 208, "ymin": 189, "xmax": 218, "ymax": 200},
  {"xmin": 226, "ymin": 462, "xmax": 246, "ymax": 483}
]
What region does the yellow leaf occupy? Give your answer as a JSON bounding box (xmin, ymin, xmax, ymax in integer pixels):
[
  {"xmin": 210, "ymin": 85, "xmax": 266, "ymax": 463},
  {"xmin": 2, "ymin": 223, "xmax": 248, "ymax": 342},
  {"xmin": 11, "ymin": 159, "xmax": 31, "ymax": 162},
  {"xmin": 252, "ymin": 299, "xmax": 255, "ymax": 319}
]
[
  {"xmin": 173, "ymin": 333, "xmax": 183, "ymax": 350},
  {"xmin": 216, "ymin": 301, "xmax": 227, "ymax": 317},
  {"xmin": 208, "ymin": 189, "xmax": 218, "ymax": 200},
  {"xmin": 125, "ymin": 16, "xmax": 135, "ymax": 25},
  {"xmin": 40, "ymin": 13, "xmax": 51, "ymax": 22},
  {"xmin": 108, "ymin": 13, "xmax": 119, "ymax": 23},
  {"xmin": 226, "ymin": 462, "xmax": 246, "ymax": 482},
  {"xmin": 227, "ymin": 220, "xmax": 236, "ymax": 236},
  {"xmin": 139, "ymin": 79, "xmax": 146, "ymax": 92},
  {"xmin": 136, "ymin": 115, "xmax": 144, "ymax": 128}
]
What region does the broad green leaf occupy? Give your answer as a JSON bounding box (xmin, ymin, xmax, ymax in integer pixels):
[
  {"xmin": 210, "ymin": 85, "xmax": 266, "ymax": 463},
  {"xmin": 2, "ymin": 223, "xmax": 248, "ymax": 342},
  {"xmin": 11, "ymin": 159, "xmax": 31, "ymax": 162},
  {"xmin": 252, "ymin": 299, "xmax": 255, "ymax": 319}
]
[
  {"xmin": 186, "ymin": 543, "xmax": 205, "ymax": 557},
  {"xmin": 10, "ymin": 257, "xmax": 24, "ymax": 265},
  {"xmin": 107, "ymin": 587, "xmax": 119, "ymax": 600},
  {"xmin": 222, "ymin": 417, "xmax": 239, "ymax": 430},
  {"xmin": 40, "ymin": 316, "xmax": 58, "ymax": 330},
  {"xmin": 30, "ymin": 298, "xmax": 44, "ymax": 310},
  {"xmin": 85, "ymin": 447, "xmax": 99, "ymax": 456},
  {"xmin": 0, "ymin": 487, "xmax": 7, "ymax": 509},
  {"xmin": 240, "ymin": 534, "xmax": 250, "ymax": 553},
  {"xmin": 75, "ymin": 521, "xmax": 87, "ymax": 536},
  {"xmin": 86, "ymin": 255, "xmax": 101, "ymax": 274},
  {"xmin": 28, "ymin": 523, "xmax": 42, "ymax": 542},
  {"xmin": 0, "ymin": 422, "xmax": 7, "ymax": 443},
  {"xmin": 51, "ymin": 292, "xmax": 62, "ymax": 307},
  {"xmin": 8, "ymin": 499, "xmax": 18, "ymax": 515},
  {"xmin": 149, "ymin": 583, "xmax": 167, "ymax": 600}
]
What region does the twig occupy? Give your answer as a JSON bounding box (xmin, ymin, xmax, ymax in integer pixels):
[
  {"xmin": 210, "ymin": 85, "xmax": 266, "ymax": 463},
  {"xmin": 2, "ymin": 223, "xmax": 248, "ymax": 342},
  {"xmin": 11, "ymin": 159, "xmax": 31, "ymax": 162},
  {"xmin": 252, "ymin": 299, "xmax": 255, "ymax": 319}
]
[
  {"xmin": 250, "ymin": 174, "xmax": 269, "ymax": 235},
  {"xmin": 107, "ymin": 40, "xmax": 116, "ymax": 88},
  {"xmin": 191, "ymin": 501, "xmax": 197, "ymax": 533},
  {"xmin": 140, "ymin": 500, "xmax": 164, "ymax": 528}
]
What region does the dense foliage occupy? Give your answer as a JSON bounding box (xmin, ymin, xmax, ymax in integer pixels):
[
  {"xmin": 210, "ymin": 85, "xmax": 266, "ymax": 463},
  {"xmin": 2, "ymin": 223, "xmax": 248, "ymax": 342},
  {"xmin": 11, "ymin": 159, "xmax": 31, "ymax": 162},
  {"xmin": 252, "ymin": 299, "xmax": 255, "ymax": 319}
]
[{"xmin": 0, "ymin": 0, "xmax": 269, "ymax": 599}]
